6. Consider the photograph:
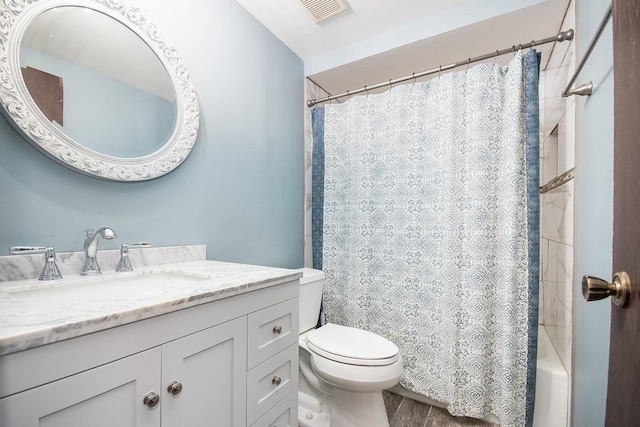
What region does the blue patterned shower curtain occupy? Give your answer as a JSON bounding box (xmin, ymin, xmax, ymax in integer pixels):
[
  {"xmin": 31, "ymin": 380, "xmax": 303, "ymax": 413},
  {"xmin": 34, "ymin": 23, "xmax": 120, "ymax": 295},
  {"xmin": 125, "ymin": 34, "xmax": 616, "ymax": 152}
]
[{"xmin": 312, "ymin": 51, "xmax": 540, "ymax": 427}]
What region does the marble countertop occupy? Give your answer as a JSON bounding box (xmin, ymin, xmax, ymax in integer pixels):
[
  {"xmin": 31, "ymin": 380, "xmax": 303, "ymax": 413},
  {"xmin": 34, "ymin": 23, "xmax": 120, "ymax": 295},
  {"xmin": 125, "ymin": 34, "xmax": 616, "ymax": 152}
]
[{"xmin": 0, "ymin": 260, "xmax": 301, "ymax": 356}]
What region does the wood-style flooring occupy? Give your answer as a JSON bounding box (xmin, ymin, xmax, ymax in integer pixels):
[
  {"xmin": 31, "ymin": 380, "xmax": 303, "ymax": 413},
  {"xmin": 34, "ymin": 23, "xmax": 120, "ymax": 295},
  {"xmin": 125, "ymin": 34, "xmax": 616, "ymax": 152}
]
[{"xmin": 383, "ymin": 391, "xmax": 501, "ymax": 427}]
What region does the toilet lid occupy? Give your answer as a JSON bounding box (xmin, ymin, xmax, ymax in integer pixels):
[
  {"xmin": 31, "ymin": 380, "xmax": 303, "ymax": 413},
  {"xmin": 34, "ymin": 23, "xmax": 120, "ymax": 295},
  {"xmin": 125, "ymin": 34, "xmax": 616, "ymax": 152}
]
[{"xmin": 306, "ymin": 323, "xmax": 400, "ymax": 366}]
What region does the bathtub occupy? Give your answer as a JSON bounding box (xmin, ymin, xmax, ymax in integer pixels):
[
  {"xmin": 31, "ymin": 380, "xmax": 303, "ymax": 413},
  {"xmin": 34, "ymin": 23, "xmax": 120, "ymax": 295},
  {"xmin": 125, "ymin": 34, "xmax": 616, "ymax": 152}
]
[
  {"xmin": 533, "ymin": 325, "xmax": 569, "ymax": 427},
  {"xmin": 390, "ymin": 325, "xmax": 569, "ymax": 426}
]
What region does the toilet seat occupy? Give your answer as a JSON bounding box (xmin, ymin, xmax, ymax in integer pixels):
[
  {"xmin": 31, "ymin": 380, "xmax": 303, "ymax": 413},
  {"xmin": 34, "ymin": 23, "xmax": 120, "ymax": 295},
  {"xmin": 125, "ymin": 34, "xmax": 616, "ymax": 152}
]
[{"xmin": 305, "ymin": 323, "xmax": 399, "ymax": 366}]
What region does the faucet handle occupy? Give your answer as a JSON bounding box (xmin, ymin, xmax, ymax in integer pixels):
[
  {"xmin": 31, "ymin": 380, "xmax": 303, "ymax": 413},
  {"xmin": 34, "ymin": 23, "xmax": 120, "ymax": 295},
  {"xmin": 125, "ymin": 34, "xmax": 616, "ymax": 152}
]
[
  {"xmin": 10, "ymin": 246, "xmax": 62, "ymax": 281},
  {"xmin": 10, "ymin": 246, "xmax": 50, "ymax": 254},
  {"xmin": 128, "ymin": 242, "xmax": 151, "ymax": 249},
  {"xmin": 115, "ymin": 242, "xmax": 151, "ymax": 272}
]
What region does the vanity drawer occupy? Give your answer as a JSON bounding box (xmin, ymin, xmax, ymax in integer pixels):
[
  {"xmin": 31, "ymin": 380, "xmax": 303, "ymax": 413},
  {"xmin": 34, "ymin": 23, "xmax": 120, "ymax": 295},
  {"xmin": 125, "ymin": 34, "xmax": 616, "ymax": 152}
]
[
  {"xmin": 250, "ymin": 390, "xmax": 298, "ymax": 427},
  {"xmin": 247, "ymin": 345, "xmax": 298, "ymax": 425},
  {"xmin": 247, "ymin": 298, "xmax": 298, "ymax": 368}
]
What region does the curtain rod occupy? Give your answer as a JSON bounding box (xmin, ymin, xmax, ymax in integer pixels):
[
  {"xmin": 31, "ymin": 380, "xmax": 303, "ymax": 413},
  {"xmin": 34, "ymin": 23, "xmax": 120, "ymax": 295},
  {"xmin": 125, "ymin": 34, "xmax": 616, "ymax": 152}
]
[{"xmin": 307, "ymin": 29, "xmax": 575, "ymax": 108}]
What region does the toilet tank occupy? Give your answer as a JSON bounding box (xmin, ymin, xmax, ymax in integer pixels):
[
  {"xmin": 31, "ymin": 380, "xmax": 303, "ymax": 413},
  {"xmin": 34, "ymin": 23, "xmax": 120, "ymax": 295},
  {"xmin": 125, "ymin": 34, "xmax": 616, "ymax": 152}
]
[{"xmin": 296, "ymin": 268, "xmax": 325, "ymax": 334}]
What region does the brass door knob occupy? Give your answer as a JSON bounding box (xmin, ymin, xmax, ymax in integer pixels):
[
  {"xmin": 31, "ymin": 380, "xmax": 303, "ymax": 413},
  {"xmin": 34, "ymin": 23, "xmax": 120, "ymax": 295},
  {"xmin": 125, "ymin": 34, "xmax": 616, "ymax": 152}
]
[{"xmin": 582, "ymin": 272, "xmax": 630, "ymax": 307}]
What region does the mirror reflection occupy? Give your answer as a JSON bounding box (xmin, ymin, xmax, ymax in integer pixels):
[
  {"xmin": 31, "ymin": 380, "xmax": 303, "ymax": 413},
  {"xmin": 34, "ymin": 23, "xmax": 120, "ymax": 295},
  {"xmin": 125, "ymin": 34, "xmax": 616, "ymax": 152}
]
[{"xmin": 20, "ymin": 6, "xmax": 177, "ymax": 158}]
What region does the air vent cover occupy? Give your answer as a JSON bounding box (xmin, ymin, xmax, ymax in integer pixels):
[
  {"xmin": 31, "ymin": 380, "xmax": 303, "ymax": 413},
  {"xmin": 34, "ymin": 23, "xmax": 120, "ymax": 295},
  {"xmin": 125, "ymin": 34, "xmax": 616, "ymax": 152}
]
[{"xmin": 299, "ymin": 0, "xmax": 350, "ymax": 23}]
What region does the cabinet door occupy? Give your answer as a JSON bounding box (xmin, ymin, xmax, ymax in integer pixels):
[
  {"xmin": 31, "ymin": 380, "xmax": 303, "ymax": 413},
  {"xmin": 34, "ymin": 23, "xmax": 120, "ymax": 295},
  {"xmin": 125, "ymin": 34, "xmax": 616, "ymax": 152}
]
[
  {"xmin": 0, "ymin": 348, "xmax": 161, "ymax": 427},
  {"xmin": 161, "ymin": 316, "xmax": 247, "ymax": 427}
]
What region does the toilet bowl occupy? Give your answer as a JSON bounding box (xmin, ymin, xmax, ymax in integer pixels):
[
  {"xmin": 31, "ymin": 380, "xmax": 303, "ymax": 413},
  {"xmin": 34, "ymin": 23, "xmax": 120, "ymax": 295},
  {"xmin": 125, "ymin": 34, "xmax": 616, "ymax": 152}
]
[{"xmin": 297, "ymin": 268, "xmax": 403, "ymax": 427}]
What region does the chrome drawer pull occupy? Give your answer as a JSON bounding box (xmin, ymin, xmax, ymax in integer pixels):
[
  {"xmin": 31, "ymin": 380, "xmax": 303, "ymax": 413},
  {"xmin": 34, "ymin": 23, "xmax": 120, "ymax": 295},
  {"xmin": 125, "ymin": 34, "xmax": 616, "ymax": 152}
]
[
  {"xmin": 143, "ymin": 392, "xmax": 160, "ymax": 408},
  {"xmin": 272, "ymin": 325, "xmax": 283, "ymax": 335},
  {"xmin": 272, "ymin": 375, "xmax": 282, "ymax": 386},
  {"xmin": 167, "ymin": 381, "xmax": 183, "ymax": 396}
]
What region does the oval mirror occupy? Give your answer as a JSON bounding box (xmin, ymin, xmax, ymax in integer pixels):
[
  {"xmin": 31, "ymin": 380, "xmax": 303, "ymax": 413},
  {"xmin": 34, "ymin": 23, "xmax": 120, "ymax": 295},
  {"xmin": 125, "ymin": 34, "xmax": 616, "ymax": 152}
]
[{"xmin": 0, "ymin": 0, "xmax": 200, "ymax": 181}]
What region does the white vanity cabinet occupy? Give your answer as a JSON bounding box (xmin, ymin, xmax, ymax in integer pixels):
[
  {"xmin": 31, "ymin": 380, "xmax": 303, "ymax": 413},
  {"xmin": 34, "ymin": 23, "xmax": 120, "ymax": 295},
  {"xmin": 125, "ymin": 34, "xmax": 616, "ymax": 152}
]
[
  {"xmin": 0, "ymin": 347, "xmax": 162, "ymax": 427},
  {"xmin": 0, "ymin": 278, "xmax": 299, "ymax": 427}
]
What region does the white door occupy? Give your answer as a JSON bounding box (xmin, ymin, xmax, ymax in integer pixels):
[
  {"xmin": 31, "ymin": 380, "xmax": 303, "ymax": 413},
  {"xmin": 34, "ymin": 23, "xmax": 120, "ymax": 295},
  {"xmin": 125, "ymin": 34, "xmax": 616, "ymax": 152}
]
[
  {"xmin": 0, "ymin": 348, "xmax": 161, "ymax": 427},
  {"xmin": 161, "ymin": 317, "xmax": 247, "ymax": 427}
]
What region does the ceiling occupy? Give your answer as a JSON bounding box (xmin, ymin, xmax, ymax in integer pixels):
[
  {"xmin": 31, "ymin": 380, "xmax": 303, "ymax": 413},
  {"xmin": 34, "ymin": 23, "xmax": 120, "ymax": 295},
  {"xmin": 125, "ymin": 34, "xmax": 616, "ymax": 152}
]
[
  {"xmin": 235, "ymin": 0, "xmax": 571, "ymax": 99},
  {"xmin": 234, "ymin": 0, "xmax": 471, "ymax": 61}
]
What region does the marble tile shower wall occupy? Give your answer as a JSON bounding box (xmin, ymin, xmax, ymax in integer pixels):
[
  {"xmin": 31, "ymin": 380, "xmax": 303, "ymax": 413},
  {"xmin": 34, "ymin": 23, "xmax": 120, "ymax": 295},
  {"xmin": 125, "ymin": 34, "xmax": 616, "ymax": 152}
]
[
  {"xmin": 302, "ymin": 1, "xmax": 577, "ymax": 373},
  {"xmin": 539, "ymin": 0, "xmax": 575, "ymax": 376}
]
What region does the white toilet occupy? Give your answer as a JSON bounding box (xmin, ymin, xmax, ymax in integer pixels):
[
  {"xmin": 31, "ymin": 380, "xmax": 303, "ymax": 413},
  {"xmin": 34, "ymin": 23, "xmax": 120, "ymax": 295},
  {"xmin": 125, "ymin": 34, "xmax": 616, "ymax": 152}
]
[{"xmin": 297, "ymin": 268, "xmax": 404, "ymax": 427}]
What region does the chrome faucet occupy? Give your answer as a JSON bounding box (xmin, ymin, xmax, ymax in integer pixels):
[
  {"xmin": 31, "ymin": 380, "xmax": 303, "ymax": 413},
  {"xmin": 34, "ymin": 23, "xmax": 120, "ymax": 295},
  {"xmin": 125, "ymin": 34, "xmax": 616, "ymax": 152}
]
[
  {"xmin": 81, "ymin": 227, "xmax": 117, "ymax": 276},
  {"xmin": 10, "ymin": 246, "xmax": 62, "ymax": 280},
  {"xmin": 116, "ymin": 242, "xmax": 151, "ymax": 272}
]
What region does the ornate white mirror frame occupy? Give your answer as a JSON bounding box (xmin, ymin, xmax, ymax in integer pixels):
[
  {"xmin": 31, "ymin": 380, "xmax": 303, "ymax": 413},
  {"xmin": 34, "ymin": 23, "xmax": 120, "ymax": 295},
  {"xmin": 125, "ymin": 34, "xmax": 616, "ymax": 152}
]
[{"xmin": 0, "ymin": 0, "xmax": 200, "ymax": 181}]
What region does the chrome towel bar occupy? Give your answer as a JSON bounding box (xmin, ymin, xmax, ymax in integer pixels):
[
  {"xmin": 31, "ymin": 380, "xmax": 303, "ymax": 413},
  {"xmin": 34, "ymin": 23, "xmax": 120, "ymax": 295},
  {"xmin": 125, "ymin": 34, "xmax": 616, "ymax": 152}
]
[{"xmin": 562, "ymin": 4, "xmax": 612, "ymax": 97}]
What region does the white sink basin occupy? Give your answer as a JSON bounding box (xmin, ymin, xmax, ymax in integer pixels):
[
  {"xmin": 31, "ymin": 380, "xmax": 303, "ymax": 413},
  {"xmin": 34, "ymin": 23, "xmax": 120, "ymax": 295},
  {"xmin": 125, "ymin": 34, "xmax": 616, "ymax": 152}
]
[{"xmin": 10, "ymin": 271, "xmax": 208, "ymax": 310}]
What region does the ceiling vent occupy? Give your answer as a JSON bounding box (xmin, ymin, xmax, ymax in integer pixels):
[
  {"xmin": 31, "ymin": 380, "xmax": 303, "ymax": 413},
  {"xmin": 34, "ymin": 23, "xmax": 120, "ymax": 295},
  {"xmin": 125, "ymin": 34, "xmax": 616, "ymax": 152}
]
[{"xmin": 299, "ymin": 0, "xmax": 350, "ymax": 23}]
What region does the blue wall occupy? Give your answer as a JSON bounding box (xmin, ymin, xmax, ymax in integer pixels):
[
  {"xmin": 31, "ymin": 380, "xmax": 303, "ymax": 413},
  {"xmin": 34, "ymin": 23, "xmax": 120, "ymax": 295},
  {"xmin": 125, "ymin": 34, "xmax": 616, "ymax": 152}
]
[
  {"xmin": 0, "ymin": 0, "xmax": 305, "ymax": 268},
  {"xmin": 573, "ymin": 1, "xmax": 614, "ymax": 425}
]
